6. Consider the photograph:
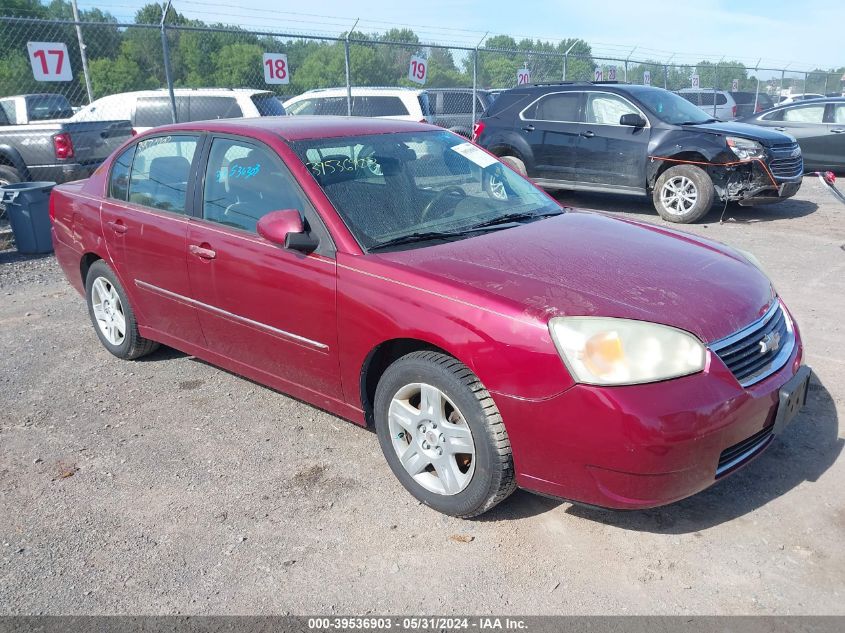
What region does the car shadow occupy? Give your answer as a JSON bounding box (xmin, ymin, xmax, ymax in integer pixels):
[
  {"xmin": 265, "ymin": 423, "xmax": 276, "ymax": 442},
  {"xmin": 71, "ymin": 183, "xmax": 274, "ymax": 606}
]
[
  {"xmin": 133, "ymin": 345, "xmax": 187, "ymax": 362},
  {"xmin": 0, "ymin": 250, "xmax": 54, "ymax": 265},
  {"xmin": 551, "ymin": 190, "xmax": 819, "ymax": 224},
  {"xmin": 479, "ymin": 376, "xmax": 841, "ymax": 532}
]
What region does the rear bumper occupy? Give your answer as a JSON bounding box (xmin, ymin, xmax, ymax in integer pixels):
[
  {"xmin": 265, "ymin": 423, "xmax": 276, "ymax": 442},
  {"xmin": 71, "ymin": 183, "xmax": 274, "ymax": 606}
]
[{"xmin": 498, "ymin": 331, "xmax": 804, "ymax": 510}]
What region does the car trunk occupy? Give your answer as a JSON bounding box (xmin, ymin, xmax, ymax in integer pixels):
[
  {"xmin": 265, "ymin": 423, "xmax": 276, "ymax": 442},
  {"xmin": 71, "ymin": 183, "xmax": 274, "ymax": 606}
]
[{"xmin": 63, "ymin": 120, "xmax": 134, "ymax": 166}]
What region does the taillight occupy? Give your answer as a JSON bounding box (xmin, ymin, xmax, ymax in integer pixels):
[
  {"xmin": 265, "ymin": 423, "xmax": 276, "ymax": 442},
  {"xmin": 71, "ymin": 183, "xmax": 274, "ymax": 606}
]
[
  {"xmin": 472, "ymin": 121, "xmax": 485, "ymax": 142},
  {"xmin": 53, "ymin": 132, "xmax": 74, "ymax": 160},
  {"xmin": 131, "ymin": 128, "xmax": 138, "ymax": 136},
  {"xmin": 731, "ymin": 105, "xmax": 737, "ymax": 118},
  {"xmin": 419, "ymin": 118, "xmax": 428, "ymax": 124}
]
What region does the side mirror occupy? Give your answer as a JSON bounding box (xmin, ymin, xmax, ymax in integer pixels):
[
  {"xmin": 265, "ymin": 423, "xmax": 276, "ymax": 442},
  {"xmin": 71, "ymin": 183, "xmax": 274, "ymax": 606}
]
[
  {"xmin": 257, "ymin": 209, "xmax": 318, "ymax": 253},
  {"xmin": 620, "ymin": 113, "xmax": 647, "ymax": 127}
]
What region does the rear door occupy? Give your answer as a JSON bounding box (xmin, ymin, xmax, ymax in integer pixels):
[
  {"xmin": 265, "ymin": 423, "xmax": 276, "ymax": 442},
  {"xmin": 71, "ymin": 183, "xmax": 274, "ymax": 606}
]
[
  {"xmin": 519, "ymin": 91, "xmax": 583, "ymax": 181},
  {"xmin": 576, "ymin": 91, "xmax": 649, "ymax": 191},
  {"xmin": 185, "ymin": 134, "xmax": 342, "ymax": 397},
  {"xmin": 100, "ymin": 133, "xmax": 206, "ymax": 347}
]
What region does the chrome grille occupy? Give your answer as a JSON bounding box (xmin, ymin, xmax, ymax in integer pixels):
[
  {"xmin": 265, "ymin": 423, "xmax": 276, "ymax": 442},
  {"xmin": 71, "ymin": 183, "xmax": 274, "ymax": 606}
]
[
  {"xmin": 709, "ymin": 301, "xmax": 794, "ymax": 387},
  {"xmin": 767, "ymin": 142, "xmax": 803, "ymax": 179}
]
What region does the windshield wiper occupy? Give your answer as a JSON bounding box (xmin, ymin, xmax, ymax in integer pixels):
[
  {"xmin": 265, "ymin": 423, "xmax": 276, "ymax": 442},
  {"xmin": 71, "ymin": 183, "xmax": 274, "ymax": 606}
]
[
  {"xmin": 462, "ymin": 208, "xmax": 564, "ymax": 231},
  {"xmin": 368, "ymin": 230, "xmax": 466, "ymax": 252},
  {"xmin": 680, "ymin": 118, "xmax": 717, "ymax": 125}
]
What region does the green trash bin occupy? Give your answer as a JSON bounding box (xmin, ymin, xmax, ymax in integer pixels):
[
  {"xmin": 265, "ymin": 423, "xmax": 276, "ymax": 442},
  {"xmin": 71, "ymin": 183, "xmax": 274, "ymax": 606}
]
[{"xmin": 1, "ymin": 181, "xmax": 56, "ymax": 254}]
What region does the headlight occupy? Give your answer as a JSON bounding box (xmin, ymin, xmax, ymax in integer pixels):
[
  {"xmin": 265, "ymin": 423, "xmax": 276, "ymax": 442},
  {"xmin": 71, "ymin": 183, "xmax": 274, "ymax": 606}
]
[
  {"xmin": 726, "ymin": 136, "xmax": 765, "ymax": 160},
  {"xmin": 548, "ymin": 317, "xmax": 706, "ymax": 386}
]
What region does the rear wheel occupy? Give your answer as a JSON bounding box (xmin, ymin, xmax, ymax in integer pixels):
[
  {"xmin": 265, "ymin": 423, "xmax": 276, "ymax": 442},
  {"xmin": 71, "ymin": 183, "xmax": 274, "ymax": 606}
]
[
  {"xmin": 374, "ymin": 351, "xmax": 516, "ymax": 518},
  {"xmin": 85, "ymin": 260, "xmax": 159, "ymax": 360},
  {"xmin": 653, "ymin": 164, "xmax": 714, "ymax": 223}
]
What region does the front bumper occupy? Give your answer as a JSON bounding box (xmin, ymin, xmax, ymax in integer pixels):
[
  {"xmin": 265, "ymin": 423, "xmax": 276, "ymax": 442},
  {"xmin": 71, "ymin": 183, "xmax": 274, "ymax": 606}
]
[{"xmin": 497, "ymin": 330, "xmax": 805, "ymax": 509}]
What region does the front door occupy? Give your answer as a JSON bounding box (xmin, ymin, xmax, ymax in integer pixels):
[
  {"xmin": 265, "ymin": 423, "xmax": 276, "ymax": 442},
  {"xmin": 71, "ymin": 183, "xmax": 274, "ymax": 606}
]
[
  {"xmin": 186, "ymin": 135, "xmax": 342, "ymax": 399},
  {"xmin": 576, "ymin": 92, "xmax": 649, "ymax": 191},
  {"xmin": 99, "ymin": 133, "xmax": 206, "ymax": 347}
]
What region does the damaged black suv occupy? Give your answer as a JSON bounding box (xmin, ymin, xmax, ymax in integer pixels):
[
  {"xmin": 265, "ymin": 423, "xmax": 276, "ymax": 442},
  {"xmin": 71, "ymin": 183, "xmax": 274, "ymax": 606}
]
[{"xmin": 473, "ymin": 82, "xmax": 803, "ymax": 223}]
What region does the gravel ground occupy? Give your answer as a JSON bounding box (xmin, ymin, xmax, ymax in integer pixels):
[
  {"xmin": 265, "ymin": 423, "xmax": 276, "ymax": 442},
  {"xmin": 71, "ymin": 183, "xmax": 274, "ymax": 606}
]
[{"xmin": 0, "ymin": 176, "xmax": 843, "ymax": 615}]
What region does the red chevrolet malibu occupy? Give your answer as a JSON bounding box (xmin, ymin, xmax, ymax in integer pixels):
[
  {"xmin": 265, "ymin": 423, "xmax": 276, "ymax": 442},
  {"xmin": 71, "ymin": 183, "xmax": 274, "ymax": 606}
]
[{"xmin": 50, "ymin": 117, "xmax": 810, "ymax": 517}]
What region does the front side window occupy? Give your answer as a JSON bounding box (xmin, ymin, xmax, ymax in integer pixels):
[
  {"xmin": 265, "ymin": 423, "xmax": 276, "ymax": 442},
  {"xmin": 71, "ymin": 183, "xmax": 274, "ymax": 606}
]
[
  {"xmin": 526, "ymin": 92, "xmax": 581, "ymax": 122},
  {"xmin": 292, "ymin": 130, "xmax": 561, "ymax": 251},
  {"xmin": 317, "ymin": 98, "xmax": 348, "ymax": 116},
  {"xmin": 585, "ymin": 93, "xmax": 640, "ymax": 125},
  {"xmin": 202, "ymin": 138, "xmax": 308, "ymax": 233},
  {"xmin": 127, "ymin": 135, "xmax": 198, "ymax": 214},
  {"xmin": 783, "ymin": 105, "xmax": 825, "ymax": 123},
  {"xmin": 635, "ymin": 89, "xmax": 713, "ymax": 124},
  {"xmin": 109, "ymin": 145, "xmax": 136, "ymax": 201},
  {"xmin": 286, "ymin": 98, "xmax": 317, "ymax": 115}
]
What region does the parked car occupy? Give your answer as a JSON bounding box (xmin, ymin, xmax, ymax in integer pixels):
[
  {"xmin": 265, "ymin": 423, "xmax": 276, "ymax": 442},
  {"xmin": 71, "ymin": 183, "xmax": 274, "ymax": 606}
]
[
  {"xmin": 676, "ymin": 88, "xmax": 737, "ymax": 120},
  {"xmin": 426, "ymin": 88, "xmax": 494, "ymax": 137},
  {"xmin": 0, "ymin": 93, "xmax": 74, "ymax": 124},
  {"xmin": 0, "ymin": 105, "xmax": 132, "ymax": 186},
  {"xmin": 474, "ymin": 82, "xmax": 803, "ymax": 223},
  {"xmin": 778, "ymin": 93, "xmax": 825, "ymax": 105},
  {"xmin": 283, "ymin": 87, "xmax": 434, "ymax": 123},
  {"xmin": 730, "ymin": 91, "xmax": 775, "ymax": 118},
  {"xmin": 50, "ymin": 116, "xmax": 809, "ymax": 517},
  {"xmin": 71, "ymin": 88, "xmax": 286, "ymax": 134},
  {"xmin": 739, "ymin": 97, "xmax": 845, "ymax": 172}
]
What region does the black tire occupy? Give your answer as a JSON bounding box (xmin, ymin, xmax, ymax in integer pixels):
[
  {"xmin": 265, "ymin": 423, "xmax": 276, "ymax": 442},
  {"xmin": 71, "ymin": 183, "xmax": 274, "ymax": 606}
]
[
  {"xmin": 374, "ymin": 351, "xmax": 516, "ymax": 518},
  {"xmin": 0, "ymin": 164, "xmax": 21, "ymax": 188},
  {"xmin": 652, "ymin": 164, "xmax": 714, "ymax": 223},
  {"xmin": 85, "ymin": 260, "xmax": 159, "ymax": 360}
]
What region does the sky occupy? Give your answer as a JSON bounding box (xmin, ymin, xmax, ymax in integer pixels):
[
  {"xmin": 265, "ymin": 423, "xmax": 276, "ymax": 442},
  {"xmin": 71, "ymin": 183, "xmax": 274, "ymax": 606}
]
[{"xmin": 80, "ymin": 0, "xmax": 844, "ymax": 73}]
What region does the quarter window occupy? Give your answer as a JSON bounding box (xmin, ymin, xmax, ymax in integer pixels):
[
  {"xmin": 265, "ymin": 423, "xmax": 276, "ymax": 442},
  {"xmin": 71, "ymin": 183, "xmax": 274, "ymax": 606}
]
[
  {"xmin": 109, "ymin": 145, "xmax": 135, "ymax": 201},
  {"xmin": 585, "ymin": 93, "xmax": 640, "ymax": 125},
  {"xmin": 833, "ymin": 105, "xmax": 845, "ymax": 124},
  {"xmin": 202, "ymin": 138, "xmax": 308, "ymax": 233},
  {"xmin": 127, "ymin": 135, "xmax": 198, "ymax": 214}
]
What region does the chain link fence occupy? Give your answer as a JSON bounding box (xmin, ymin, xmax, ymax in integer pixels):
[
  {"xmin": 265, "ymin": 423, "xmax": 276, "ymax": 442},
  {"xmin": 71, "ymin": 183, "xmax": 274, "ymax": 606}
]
[{"xmin": 1, "ymin": 14, "xmax": 843, "ymax": 136}]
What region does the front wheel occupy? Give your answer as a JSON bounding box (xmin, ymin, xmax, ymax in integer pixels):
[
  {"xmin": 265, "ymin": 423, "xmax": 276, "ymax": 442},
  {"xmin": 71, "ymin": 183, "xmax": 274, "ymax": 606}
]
[
  {"xmin": 652, "ymin": 164, "xmax": 714, "ymax": 223},
  {"xmin": 374, "ymin": 351, "xmax": 516, "ymax": 518}
]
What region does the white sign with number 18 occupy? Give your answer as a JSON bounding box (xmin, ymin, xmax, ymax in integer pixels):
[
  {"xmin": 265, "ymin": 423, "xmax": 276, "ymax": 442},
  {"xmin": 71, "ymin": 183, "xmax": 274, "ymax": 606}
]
[
  {"xmin": 27, "ymin": 42, "xmax": 72, "ymax": 82},
  {"xmin": 263, "ymin": 53, "xmax": 290, "ymax": 84}
]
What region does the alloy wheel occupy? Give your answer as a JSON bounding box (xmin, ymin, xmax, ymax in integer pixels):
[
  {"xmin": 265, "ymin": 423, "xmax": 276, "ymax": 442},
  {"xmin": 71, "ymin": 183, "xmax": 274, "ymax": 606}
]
[
  {"xmin": 91, "ymin": 276, "xmax": 126, "ymax": 346},
  {"xmin": 660, "ymin": 175, "xmax": 699, "ymax": 216}
]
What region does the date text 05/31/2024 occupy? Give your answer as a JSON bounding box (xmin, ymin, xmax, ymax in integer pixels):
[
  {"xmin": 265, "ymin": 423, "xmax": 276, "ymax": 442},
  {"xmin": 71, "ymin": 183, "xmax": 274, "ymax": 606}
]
[{"xmin": 306, "ymin": 617, "xmax": 528, "ymax": 630}]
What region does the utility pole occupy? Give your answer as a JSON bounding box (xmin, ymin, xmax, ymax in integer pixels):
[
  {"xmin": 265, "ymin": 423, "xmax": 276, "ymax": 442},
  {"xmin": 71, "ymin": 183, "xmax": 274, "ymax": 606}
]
[
  {"xmin": 160, "ymin": 0, "xmax": 177, "ymax": 123},
  {"xmin": 345, "ymin": 18, "xmax": 359, "ymax": 116},
  {"xmin": 71, "ymin": 0, "xmax": 93, "ymax": 103}
]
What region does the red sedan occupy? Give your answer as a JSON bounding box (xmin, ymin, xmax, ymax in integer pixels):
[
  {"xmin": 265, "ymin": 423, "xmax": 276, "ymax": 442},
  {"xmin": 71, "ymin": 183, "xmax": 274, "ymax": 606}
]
[{"xmin": 50, "ymin": 117, "xmax": 810, "ymax": 517}]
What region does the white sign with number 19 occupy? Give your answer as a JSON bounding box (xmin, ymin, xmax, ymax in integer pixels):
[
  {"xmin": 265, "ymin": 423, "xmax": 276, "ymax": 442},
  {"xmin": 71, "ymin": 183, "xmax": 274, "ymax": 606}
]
[
  {"xmin": 408, "ymin": 56, "xmax": 427, "ymax": 85},
  {"xmin": 27, "ymin": 42, "xmax": 72, "ymax": 82}
]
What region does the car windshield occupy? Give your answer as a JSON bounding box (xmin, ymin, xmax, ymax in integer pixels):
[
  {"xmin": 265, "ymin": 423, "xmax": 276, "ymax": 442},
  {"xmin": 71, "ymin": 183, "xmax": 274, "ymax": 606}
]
[
  {"xmin": 291, "ymin": 130, "xmax": 561, "ymax": 251},
  {"xmin": 26, "ymin": 95, "xmax": 73, "ymax": 120},
  {"xmin": 635, "ymin": 89, "xmax": 714, "ymax": 124}
]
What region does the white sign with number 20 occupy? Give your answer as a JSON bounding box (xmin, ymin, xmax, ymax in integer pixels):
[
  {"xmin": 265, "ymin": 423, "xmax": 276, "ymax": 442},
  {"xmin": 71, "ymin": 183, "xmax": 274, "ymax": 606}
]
[
  {"xmin": 27, "ymin": 42, "xmax": 72, "ymax": 82},
  {"xmin": 517, "ymin": 69, "xmax": 531, "ymax": 85}
]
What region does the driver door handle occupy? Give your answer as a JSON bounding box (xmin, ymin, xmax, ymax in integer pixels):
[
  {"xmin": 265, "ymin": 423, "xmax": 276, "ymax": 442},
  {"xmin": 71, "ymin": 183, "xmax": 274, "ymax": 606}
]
[
  {"xmin": 521, "ymin": 124, "xmax": 535, "ymax": 132},
  {"xmin": 106, "ymin": 220, "xmax": 128, "ymax": 235},
  {"xmin": 580, "ymin": 130, "xmax": 595, "ymax": 138},
  {"xmin": 774, "ymin": 127, "xmax": 787, "ymax": 132},
  {"xmin": 189, "ymin": 244, "xmax": 216, "ymax": 260}
]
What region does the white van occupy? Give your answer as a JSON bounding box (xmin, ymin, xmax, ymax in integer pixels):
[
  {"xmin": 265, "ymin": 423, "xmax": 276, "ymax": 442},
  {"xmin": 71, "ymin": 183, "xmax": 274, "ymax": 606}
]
[{"xmin": 283, "ymin": 87, "xmax": 434, "ymax": 123}]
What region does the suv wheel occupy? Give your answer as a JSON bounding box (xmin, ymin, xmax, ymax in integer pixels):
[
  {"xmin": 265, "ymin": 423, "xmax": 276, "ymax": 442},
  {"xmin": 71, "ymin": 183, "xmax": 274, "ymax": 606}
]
[{"xmin": 653, "ymin": 164, "xmax": 714, "ymax": 223}]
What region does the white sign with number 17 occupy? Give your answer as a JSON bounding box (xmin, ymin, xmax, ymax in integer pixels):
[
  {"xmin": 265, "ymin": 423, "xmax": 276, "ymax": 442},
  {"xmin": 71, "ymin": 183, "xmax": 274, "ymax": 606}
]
[
  {"xmin": 27, "ymin": 42, "xmax": 72, "ymax": 82},
  {"xmin": 408, "ymin": 56, "xmax": 427, "ymax": 85}
]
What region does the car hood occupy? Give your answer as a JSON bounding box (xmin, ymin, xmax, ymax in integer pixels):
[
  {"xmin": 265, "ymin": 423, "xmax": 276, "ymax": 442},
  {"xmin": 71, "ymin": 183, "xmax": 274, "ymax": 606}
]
[
  {"xmin": 686, "ymin": 120, "xmax": 795, "ymax": 146},
  {"xmin": 377, "ymin": 211, "xmax": 775, "ymax": 344}
]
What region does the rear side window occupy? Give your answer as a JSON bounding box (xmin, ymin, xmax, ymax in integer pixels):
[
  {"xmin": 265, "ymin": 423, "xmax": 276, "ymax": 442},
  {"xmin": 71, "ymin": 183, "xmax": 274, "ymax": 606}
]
[
  {"xmin": 251, "ymin": 94, "xmax": 286, "ymax": 116},
  {"xmin": 134, "ymin": 97, "xmax": 178, "ymax": 128},
  {"xmin": 352, "ymin": 97, "xmax": 409, "ymax": 117},
  {"xmin": 109, "ymin": 145, "xmax": 135, "ymax": 201},
  {"xmin": 188, "ymin": 96, "xmax": 243, "ymax": 121},
  {"xmin": 527, "ymin": 92, "xmax": 581, "ymax": 122},
  {"xmin": 316, "ymin": 97, "xmax": 348, "ymax": 116},
  {"xmin": 127, "ymin": 135, "xmax": 198, "ymax": 214},
  {"xmin": 440, "ymin": 93, "xmax": 474, "ymax": 114},
  {"xmin": 783, "ymin": 104, "xmax": 825, "ymax": 123}
]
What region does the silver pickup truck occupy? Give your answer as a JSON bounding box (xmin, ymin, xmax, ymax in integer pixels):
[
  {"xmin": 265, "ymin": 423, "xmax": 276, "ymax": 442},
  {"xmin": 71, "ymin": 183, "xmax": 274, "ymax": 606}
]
[{"xmin": 0, "ymin": 104, "xmax": 132, "ymax": 187}]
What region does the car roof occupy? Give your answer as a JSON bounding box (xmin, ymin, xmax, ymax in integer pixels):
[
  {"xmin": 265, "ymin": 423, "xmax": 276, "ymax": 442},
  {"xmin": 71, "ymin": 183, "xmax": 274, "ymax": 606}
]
[
  {"xmin": 97, "ymin": 88, "xmax": 272, "ymax": 100},
  {"xmin": 289, "ymin": 87, "xmax": 426, "ymax": 98},
  {"xmin": 147, "ymin": 115, "xmax": 436, "ymax": 141}
]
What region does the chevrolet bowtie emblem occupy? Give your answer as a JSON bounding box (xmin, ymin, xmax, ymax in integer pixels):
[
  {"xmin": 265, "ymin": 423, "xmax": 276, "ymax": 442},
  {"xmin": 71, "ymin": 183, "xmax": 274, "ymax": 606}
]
[{"xmin": 759, "ymin": 331, "xmax": 782, "ymax": 354}]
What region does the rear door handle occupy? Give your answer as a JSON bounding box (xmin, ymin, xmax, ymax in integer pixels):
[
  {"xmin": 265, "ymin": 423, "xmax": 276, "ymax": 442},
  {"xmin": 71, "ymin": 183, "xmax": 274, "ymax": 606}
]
[
  {"xmin": 774, "ymin": 127, "xmax": 787, "ymax": 132},
  {"xmin": 106, "ymin": 220, "xmax": 128, "ymax": 235},
  {"xmin": 580, "ymin": 130, "xmax": 595, "ymax": 138},
  {"xmin": 521, "ymin": 124, "xmax": 535, "ymax": 132},
  {"xmin": 189, "ymin": 244, "xmax": 217, "ymax": 260},
  {"xmin": 831, "ymin": 128, "xmax": 845, "ymax": 134}
]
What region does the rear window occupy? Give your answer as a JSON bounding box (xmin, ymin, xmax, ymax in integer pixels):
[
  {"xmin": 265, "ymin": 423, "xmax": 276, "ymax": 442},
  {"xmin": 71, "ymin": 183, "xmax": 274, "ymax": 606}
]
[
  {"xmin": 352, "ymin": 96, "xmax": 409, "ymax": 117},
  {"xmin": 440, "ymin": 92, "xmax": 474, "ymax": 115},
  {"xmin": 25, "ymin": 95, "xmax": 73, "ymax": 120},
  {"xmin": 188, "ymin": 96, "xmax": 243, "ymax": 121},
  {"xmin": 250, "ymin": 94, "xmax": 286, "ymax": 116}
]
